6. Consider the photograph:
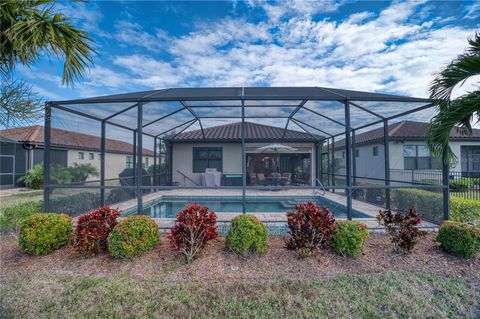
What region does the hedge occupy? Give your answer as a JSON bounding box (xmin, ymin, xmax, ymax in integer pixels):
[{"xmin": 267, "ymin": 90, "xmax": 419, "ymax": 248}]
[{"xmin": 391, "ymin": 189, "xmax": 480, "ymax": 225}]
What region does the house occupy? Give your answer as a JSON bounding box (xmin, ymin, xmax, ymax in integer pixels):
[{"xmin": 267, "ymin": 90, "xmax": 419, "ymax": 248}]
[
  {"xmin": 333, "ymin": 120, "xmax": 480, "ymax": 182},
  {"xmin": 165, "ymin": 121, "xmax": 322, "ymax": 187},
  {"xmin": 0, "ymin": 125, "xmax": 154, "ymax": 188}
]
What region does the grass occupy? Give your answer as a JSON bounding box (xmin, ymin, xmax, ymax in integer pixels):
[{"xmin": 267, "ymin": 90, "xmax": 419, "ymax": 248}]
[
  {"xmin": 0, "ymin": 190, "xmax": 43, "ymax": 207},
  {"xmin": 1, "ymin": 271, "xmax": 478, "ymax": 319}
]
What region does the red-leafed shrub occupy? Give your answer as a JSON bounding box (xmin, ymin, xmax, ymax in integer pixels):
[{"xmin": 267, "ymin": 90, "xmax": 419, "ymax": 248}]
[
  {"xmin": 285, "ymin": 202, "xmax": 336, "ymax": 258},
  {"xmin": 376, "ymin": 207, "xmax": 426, "ymax": 254},
  {"xmin": 74, "ymin": 205, "xmax": 121, "ymax": 256},
  {"xmin": 167, "ymin": 204, "xmax": 218, "ymax": 263}
]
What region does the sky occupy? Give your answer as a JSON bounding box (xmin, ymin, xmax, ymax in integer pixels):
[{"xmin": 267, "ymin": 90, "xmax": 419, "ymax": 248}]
[{"xmin": 11, "ymin": 0, "xmax": 480, "ymax": 136}]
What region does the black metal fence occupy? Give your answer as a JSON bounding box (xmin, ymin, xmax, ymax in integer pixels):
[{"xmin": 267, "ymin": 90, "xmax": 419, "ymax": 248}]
[{"xmin": 389, "ymin": 169, "xmax": 479, "ymax": 201}]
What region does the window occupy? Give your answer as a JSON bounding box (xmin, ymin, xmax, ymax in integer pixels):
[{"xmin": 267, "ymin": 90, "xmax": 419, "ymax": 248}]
[
  {"xmin": 403, "ymin": 145, "xmax": 441, "ymax": 170},
  {"xmin": 143, "ymin": 157, "xmax": 149, "ymax": 169},
  {"xmin": 373, "ymin": 146, "xmax": 378, "ymax": 156},
  {"xmin": 88, "ymin": 153, "xmax": 94, "ymax": 160},
  {"xmin": 77, "ymin": 152, "xmax": 84, "ymax": 160},
  {"xmin": 193, "ymin": 147, "xmax": 222, "ymax": 173},
  {"xmin": 126, "ymin": 156, "xmax": 133, "ymax": 169},
  {"xmin": 355, "ymin": 149, "xmax": 359, "ymax": 158}
]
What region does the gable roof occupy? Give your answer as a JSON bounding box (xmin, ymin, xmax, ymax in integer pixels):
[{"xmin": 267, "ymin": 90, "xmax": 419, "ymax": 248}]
[
  {"xmin": 0, "ymin": 125, "xmax": 153, "ymax": 156},
  {"xmin": 335, "ymin": 121, "xmax": 480, "ymax": 149},
  {"xmin": 166, "ymin": 121, "xmax": 322, "ymax": 142}
]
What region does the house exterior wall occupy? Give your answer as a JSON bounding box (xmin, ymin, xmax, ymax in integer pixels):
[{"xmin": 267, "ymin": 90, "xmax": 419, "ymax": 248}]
[
  {"xmin": 171, "ymin": 142, "xmax": 316, "ymax": 186},
  {"xmin": 66, "ymin": 149, "xmax": 153, "ymax": 180},
  {"xmin": 334, "ymin": 140, "xmax": 480, "ymax": 184}
]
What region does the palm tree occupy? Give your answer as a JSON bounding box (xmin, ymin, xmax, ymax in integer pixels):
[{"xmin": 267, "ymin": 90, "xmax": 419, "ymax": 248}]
[
  {"xmin": 0, "ymin": 0, "xmax": 96, "ymax": 86},
  {"xmin": 427, "ymin": 33, "xmax": 480, "ymax": 163}
]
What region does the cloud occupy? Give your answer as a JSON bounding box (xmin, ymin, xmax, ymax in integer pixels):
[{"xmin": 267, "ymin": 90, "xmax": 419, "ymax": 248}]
[
  {"xmin": 70, "ymin": 0, "xmax": 477, "ymax": 130},
  {"xmin": 114, "ymin": 21, "xmax": 169, "ymax": 52},
  {"xmin": 247, "ymin": 0, "xmax": 347, "ymax": 21},
  {"xmin": 464, "ymin": 1, "xmax": 480, "ymax": 19}
]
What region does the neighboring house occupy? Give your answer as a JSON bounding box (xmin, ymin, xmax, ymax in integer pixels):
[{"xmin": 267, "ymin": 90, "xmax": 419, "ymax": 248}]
[
  {"xmin": 165, "ymin": 122, "xmax": 322, "ymax": 186},
  {"xmin": 333, "ymin": 120, "xmax": 480, "ymax": 182},
  {"xmin": 0, "ymin": 125, "xmax": 153, "ymax": 188}
]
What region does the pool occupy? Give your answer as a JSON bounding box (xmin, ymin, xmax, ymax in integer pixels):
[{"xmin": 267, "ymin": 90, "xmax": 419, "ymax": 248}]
[{"xmin": 126, "ymin": 196, "xmax": 370, "ymax": 219}]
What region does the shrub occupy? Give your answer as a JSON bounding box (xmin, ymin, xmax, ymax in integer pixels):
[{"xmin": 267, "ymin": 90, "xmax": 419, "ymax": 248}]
[
  {"xmin": 225, "ymin": 215, "xmax": 268, "ymax": 255},
  {"xmin": 73, "ymin": 206, "xmax": 121, "ymax": 256},
  {"xmin": 108, "ymin": 216, "xmax": 160, "ymax": 259},
  {"xmin": 68, "ymin": 163, "xmax": 99, "ymax": 183},
  {"xmin": 436, "ymin": 221, "xmax": 480, "ymax": 258},
  {"xmin": 285, "ymin": 202, "xmax": 335, "ymax": 258},
  {"xmin": 18, "ymin": 213, "xmax": 72, "ymax": 255},
  {"xmin": 450, "ymin": 177, "xmax": 473, "ymax": 192},
  {"xmin": 391, "ymin": 189, "xmax": 443, "ymax": 224},
  {"xmin": 50, "ymin": 192, "xmax": 101, "ymax": 216},
  {"xmin": 0, "ymin": 200, "xmax": 43, "ymax": 232},
  {"xmin": 17, "ymin": 164, "xmax": 43, "ymax": 189},
  {"xmin": 167, "ymin": 204, "xmax": 218, "ymax": 263},
  {"xmin": 377, "ymin": 208, "xmax": 426, "ymax": 254},
  {"xmin": 331, "ymin": 221, "xmax": 369, "ymax": 257},
  {"xmin": 450, "ymin": 197, "xmax": 480, "ymax": 224}
]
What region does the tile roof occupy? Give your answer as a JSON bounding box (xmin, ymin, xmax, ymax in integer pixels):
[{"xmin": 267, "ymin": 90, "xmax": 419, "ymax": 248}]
[
  {"xmin": 334, "ymin": 121, "xmax": 480, "ymax": 148},
  {"xmin": 167, "ymin": 121, "xmax": 322, "ymax": 142},
  {"xmin": 0, "ymin": 125, "xmax": 153, "ymax": 156}
]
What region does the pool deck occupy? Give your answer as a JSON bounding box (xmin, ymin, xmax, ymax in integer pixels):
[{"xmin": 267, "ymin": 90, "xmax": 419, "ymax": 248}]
[{"xmin": 114, "ymin": 188, "xmax": 438, "ymax": 230}]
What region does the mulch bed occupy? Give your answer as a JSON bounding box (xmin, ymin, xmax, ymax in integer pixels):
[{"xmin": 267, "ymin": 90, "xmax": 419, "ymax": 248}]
[{"xmin": 1, "ymin": 232, "xmax": 478, "ymax": 284}]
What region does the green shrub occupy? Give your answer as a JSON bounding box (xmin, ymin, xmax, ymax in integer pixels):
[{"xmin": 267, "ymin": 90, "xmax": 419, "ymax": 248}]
[
  {"xmin": 0, "ymin": 200, "xmax": 43, "ymax": 232},
  {"xmin": 225, "ymin": 215, "xmax": 268, "ymax": 255},
  {"xmin": 108, "ymin": 216, "xmax": 160, "ymax": 259},
  {"xmin": 436, "ymin": 221, "xmax": 480, "ymax": 258},
  {"xmin": 392, "ymin": 188, "xmax": 480, "ymax": 225},
  {"xmin": 450, "ymin": 177, "xmax": 473, "ymax": 192},
  {"xmin": 19, "ymin": 213, "xmax": 72, "ymax": 255},
  {"xmin": 331, "ymin": 221, "xmax": 369, "ymax": 257},
  {"xmin": 17, "ymin": 164, "xmax": 43, "ymax": 189},
  {"xmin": 392, "ymin": 189, "xmax": 443, "ymax": 224},
  {"xmin": 50, "ymin": 192, "xmax": 100, "ymax": 216},
  {"xmin": 450, "ymin": 197, "xmax": 480, "ymax": 224}
]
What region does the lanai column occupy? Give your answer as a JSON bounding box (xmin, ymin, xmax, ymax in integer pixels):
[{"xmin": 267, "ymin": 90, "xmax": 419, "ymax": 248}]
[
  {"xmin": 383, "ymin": 119, "xmax": 391, "ymax": 210},
  {"xmin": 136, "ymin": 103, "xmax": 143, "ymax": 214},
  {"xmin": 344, "ymin": 100, "xmax": 352, "ymax": 220},
  {"xmin": 241, "ymin": 98, "xmax": 246, "ymax": 214},
  {"xmin": 43, "ymin": 103, "xmax": 52, "ymax": 212},
  {"xmin": 331, "ymin": 136, "xmax": 335, "ymax": 193},
  {"xmin": 442, "ymin": 149, "xmax": 450, "ymax": 220},
  {"xmin": 100, "ymin": 120, "xmax": 106, "ymax": 205}
]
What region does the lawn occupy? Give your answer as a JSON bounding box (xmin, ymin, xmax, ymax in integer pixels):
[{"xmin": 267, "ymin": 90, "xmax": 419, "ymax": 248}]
[
  {"xmin": 0, "ymin": 190, "xmax": 43, "ymax": 207},
  {"xmin": 1, "ymin": 271, "xmax": 478, "ymax": 319}
]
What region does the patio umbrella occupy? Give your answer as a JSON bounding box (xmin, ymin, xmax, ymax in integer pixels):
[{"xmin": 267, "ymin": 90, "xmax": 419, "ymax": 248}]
[{"xmin": 256, "ymin": 143, "xmax": 298, "ymax": 172}]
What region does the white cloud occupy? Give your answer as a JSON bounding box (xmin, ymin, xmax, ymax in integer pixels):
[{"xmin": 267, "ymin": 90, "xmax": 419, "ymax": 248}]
[
  {"xmin": 114, "ymin": 21, "xmax": 168, "ymax": 52},
  {"xmin": 82, "ymin": 1, "xmax": 477, "ymax": 113}
]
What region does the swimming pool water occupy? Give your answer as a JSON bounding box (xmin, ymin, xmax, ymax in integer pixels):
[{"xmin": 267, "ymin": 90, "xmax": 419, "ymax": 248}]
[{"xmin": 132, "ymin": 196, "xmax": 370, "ymax": 219}]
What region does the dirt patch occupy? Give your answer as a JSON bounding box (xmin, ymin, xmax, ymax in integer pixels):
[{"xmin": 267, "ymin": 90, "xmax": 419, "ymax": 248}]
[{"xmin": 1, "ymin": 232, "xmax": 478, "ymax": 284}]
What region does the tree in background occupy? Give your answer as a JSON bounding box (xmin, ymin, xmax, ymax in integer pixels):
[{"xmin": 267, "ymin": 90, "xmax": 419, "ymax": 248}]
[
  {"xmin": 0, "ymin": 0, "xmax": 96, "ymax": 127},
  {"xmin": 427, "ymin": 33, "xmax": 480, "ymax": 163}
]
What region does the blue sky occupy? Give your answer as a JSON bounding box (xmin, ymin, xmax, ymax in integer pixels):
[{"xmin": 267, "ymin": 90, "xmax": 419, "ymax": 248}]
[{"xmin": 17, "ymin": 0, "xmax": 479, "ymax": 102}]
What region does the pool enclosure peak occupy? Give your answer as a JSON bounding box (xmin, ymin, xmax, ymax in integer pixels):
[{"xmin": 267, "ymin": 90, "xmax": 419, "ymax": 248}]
[{"xmin": 50, "ymin": 86, "xmax": 431, "ymax": 105}]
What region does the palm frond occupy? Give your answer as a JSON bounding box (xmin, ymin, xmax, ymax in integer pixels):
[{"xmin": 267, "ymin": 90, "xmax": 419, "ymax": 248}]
[
  {"xmin": 427, "ymin": 91, "xmax": 480, "ymax": 163},
  {"xmin": 430, "ymin": 33, "xmax": 480, "ymax": 101}
]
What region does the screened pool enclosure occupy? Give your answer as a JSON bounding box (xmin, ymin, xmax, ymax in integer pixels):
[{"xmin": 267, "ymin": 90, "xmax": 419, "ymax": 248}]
[{"xmin": 44, "ymin": 87, "xmax": 450, "ymax": 227}]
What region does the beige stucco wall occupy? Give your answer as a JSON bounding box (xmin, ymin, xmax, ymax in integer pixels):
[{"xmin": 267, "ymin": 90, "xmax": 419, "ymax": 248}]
[
  {"xmin": 171, "ymin": 142, "xmax": 316, "ymax": 186},
  {"xmin": 67, "ymin": 149, "xmax": 153, "ymax": 181}
]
